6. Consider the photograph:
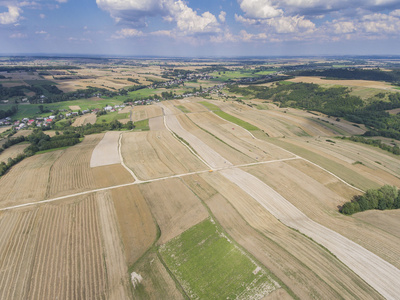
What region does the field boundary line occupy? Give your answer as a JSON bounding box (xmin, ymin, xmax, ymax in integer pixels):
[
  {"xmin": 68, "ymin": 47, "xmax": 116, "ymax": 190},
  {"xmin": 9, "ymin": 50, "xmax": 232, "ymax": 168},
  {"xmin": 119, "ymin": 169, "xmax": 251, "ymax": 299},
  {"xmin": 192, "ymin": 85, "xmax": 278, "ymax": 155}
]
[
  {"xmin": 118, "ymin": 132, "xmax": 141, "ymax": 183},
  {"xmin": 160, "ymin": 106, "xmax": 213, "ymax": 170}
]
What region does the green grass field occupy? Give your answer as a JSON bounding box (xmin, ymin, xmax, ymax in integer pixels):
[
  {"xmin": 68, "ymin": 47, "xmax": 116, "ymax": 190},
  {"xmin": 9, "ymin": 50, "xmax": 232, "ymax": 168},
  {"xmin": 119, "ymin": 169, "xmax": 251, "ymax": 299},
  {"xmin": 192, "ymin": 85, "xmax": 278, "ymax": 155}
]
[
  {"xmin": 96, "ymin": 111, "xmax": 129, "ymax": 124},
  {"xmin": 160, "ymin": 218, "xmax": 278, "ymax": 299},
  {"xmin": 175, "ymin": 105, "xmax": 191, "ymax": 113},
  {"xmin": 199, "ymin": 101, "xmax": 260, "ymax": 131},
  {"xmin": 133, "ymin": 119, "xmax": 149, "ymax": 131},
  {"xmin": 210, "ymin": 70, "xmax": 276, "ymax": 82}
]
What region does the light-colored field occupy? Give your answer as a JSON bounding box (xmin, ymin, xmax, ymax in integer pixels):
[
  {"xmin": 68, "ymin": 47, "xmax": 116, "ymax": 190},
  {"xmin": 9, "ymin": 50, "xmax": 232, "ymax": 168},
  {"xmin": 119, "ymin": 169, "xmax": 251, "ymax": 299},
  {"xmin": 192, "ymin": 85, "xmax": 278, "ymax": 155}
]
[
  {"xmin": 148, "ymin": 116, "xmax": 165, "ymax": 131},
  {"xmin": 112, "ymin": 185, "xmax": 157, "ymax": 265},
  {"xmin": 90, "ymin": 131, "xmax": 121, "ymax": 167},
  {"xmin": 69, "ymin": 105, "xmax": 81, "ymax": 110},
  {"xmin": 288, "ymin": 76, "xmax": 398, "ymax": 91},
  {"xmin": 271, "ymin": 136, "xmax": 400, "ymax": 189},
  {"xmin": 139, "ymin": 178, "xmax": 209, "ymax": 244},
  {"xmin": 71, "ymin": 113, "xmax": 96, "ymax": 127},
  {"xmin": 0, "ymin": 193, "xmax": 130, "ymax": 299},
  {"xmin": 221, "ymin": 167, "xmax": 400, "ymax": 300},
  {"xmin": 0, "ymin": 150, "xmax": 63, "ymax": 208},
  {"xmin": 245, "ymin": 161, "xmax": 400, "ymax": 270},
  {"xmin": 187, "ymin": 111, "xmax": 294, "ymax": 162},
  {"xmin": 354, "ymin": 209, "xmax": 400, "ymax": 239},
  {"xmin": 387, "ymin": 108, "xmax": 400, "ymax": 115},
  {"xmin": 183, "ymin": 173, "xmax": 382, "ymax": 299},
  {"xmin": 131, "ymin": 105, "xmax": 163, "ymax": 122},
  {"xmin": 121, "ymin": 130, "xmax": 207, "ymax": 180},
  {"xmin": 132, "ymin": 251, "xmax": 185, "ymax": 299},
  {"xmin": 0, "ymin": 126, "xmax": 11, "ymax": 134},
  {"xmin": 0, "ymin": 144, "xmax": 28, "ymax": 163},
  {"xmin": 206, "ymin": 100, "xmax": 336, "ymax": 137},
  {"xmin": 46, "ymin": 134, "xmax": 102, "ymax": 198}
]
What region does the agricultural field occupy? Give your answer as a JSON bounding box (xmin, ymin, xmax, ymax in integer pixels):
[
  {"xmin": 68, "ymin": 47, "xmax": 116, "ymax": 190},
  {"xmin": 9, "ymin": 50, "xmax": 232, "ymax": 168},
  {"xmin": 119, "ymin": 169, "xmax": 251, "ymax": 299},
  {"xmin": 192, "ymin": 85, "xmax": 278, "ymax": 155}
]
[{"xmin": 1, "ymin": 58, "xmax": 400, "ymax": 300}]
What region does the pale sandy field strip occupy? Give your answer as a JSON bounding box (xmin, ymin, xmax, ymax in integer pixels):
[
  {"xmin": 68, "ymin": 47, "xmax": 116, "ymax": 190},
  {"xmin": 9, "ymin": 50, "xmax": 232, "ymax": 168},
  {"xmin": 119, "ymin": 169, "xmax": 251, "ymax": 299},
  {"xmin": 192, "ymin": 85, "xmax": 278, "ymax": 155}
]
[
  {"xmin": 0, "ymin": 144, "xmax": 28, "ymax": 164},
  {"xmin": 90, "ymin": 131, "xmax": 121, "ymax": 167},
  {"xmin": 72, "ymin": 114, "xmax": 96, "ymax": 127},
  {"xmin": 161, "ymin": 104, "xmax": 231, "ymax": 169},
  {"xmin": 220, "ymin": 168, "xmax": 400, "ymax": 300}
]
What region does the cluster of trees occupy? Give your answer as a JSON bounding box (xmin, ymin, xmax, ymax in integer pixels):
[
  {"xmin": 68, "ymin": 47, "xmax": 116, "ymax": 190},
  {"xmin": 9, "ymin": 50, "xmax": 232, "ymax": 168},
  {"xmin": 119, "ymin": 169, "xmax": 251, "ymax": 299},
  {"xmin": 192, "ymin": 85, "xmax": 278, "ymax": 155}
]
[
  {"xmin": 0, "ymin": 135, "xmax": 25, "ymax": 155},
  {"xmin": 24, "ymin": 130, "xmax": 81, "ymax": 155},
  {"xmin": 294, "ymin": 68, "xmax": 400, "ymax": 85},
  {"xmin": 0, "ymin": 85, "xmax": 27, "ymax": 99},
  {"xmin": 343, "ymin": 136, "xmax": 400, "ymax": 155},
  {"xmin": 341, "ymin": 185, "xmax": 400, "ymax": 215},
  {"xmin": 0, "ymin": 153, "xmax": 26, "ymax": 176},
  {"xmin": 0, "ymin": 105, "xmax": 17, "ymax": 119},
  {"xmin": 228, "ymin": 81, "xmax": 400, "ymax": 140}
]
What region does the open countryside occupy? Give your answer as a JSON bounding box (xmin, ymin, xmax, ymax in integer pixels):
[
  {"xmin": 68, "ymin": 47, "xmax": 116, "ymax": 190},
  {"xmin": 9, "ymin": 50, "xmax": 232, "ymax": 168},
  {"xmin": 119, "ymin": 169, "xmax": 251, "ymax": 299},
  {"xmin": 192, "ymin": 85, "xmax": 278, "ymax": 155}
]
[{"xmin": 0, "ymin": 56, "xmax": 400, "ymax": 299}]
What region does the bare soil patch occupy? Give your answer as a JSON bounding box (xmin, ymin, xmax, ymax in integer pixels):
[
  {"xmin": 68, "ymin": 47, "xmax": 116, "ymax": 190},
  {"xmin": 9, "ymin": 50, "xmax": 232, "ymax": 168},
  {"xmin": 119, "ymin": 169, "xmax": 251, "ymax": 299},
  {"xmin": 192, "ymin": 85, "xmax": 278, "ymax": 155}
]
[
  {"xmin": 90, "ymin": 131, "xmax": 121, "ymax": 167},
  {"xmin": 139, "ymin": 178, "xmax": 209, "ymax": 244},
  {"xmin": 69, "ymin": 105, "xmax": 81, "ymax": 110}
]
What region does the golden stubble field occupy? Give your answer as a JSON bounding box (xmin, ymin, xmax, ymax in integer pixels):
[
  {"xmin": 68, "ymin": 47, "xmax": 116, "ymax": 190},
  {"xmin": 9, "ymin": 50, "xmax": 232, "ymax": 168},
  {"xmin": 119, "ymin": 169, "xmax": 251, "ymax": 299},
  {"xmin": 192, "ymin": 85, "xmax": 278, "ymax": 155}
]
[{"xmin": 0, "ymin": 97, "xmax": 400, "ymax": 299}]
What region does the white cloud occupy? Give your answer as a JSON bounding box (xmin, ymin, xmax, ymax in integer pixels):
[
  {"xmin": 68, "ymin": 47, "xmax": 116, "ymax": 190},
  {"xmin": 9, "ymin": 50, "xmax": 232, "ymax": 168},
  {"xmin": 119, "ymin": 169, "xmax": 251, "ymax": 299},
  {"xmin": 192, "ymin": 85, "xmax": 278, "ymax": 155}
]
[
  {"xmin": 332, "ymin": 21, "xmax": 356, "ymax": 34},
  {"xmin": 219, "ymin": 11, "xmax": 226, "ymax": 23},
  {"xmin": 55, "ymin": 0, "xmax": 68, "ymax": 3},
  {"xmin": 35, "ymin": 30, "xmax": 47, "ymax": 34},
  {"xmin": 0, "ymin": 6, "xmax": 21, "ymax": 25},
  {"xmin": 239, "ymin": 0, "xmax": 282, "ymax": 19},
  {"xmin": 39, "ymin": 13, "xmax": 45, "ymax": 19},
  {"xmin": 150, "ymin": 30, "xmax": 173, "ymax": 36},
  {"xmin": 97, "ymin": 0, "xmax": 221, "ymax": 35},
  {"xmin": 10, "ymin": 32, "xmax": 26, "ymax": 38},
  {"xmin": 112, "ymin": 28, "xmax": 144, "ymax": 39}
]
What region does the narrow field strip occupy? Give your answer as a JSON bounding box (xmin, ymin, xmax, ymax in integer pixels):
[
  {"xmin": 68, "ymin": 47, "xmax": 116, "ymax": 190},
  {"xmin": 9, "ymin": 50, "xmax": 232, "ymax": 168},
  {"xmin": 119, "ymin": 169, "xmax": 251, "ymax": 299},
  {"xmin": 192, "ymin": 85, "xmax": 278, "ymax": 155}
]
[{"xmin": 220, "ymin": 168, "xmax": 400, "ymax": 300}]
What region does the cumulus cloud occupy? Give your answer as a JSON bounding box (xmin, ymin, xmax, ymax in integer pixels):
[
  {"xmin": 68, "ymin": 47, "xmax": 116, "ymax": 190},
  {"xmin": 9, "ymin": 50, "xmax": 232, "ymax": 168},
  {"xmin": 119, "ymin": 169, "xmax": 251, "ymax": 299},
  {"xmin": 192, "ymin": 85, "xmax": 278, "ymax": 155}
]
[
  {"xmin": 96, "ymin": 0, "xmax": 221, "ymax": 35},
  {"xmin": 219, "ymin": 11, "xmax": 226, "ymax": 22},
  {"xmin": 35, "ymin": 30, "xmax": 47, "ymax": 34},
  {"xmin": 0, "ymin": 6, "xmax": 21, "ymax": 25},
  {"xmin": 112, "ymin": 28, "xmax": 144, "ymax": 39},
  {"xmin": 10, "ymin": 32, "xmax": 26, "ymax": 38}
]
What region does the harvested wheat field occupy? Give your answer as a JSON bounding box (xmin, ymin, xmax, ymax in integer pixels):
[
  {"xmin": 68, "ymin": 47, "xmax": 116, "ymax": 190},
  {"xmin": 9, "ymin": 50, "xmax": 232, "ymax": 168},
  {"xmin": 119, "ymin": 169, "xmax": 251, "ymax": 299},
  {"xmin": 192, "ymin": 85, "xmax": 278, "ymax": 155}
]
[
  {"xmin": 220, "ymin": 167, "xmax": 400, "ymax": 300},
  {"xmin": 354, "ymin": 209, "xmax": 400, "ymax": 239},
  {"xmin": 288, "ymin": 76, "xmax": 398, "ymax": 91},
  {"xmin": 72, "ymin": 113, "xmax": 96, "ymax": 127},
  {"xmin": 46, "ymin": 134, "xmax": 103, "ymax": 198},
  {"xmin": 121, "ymin": 130, "xmax": 207, "ymax": 180},
  {"xmin": 270, "ymin": 136, "xmax": 399, "ymax": 190},
  {"xmin": 69, "ymin": 105, "xmax": 81, "ymax": 110},
  {"xmin": 0, "ymin": 126, "xmax": 11, "ymax": 134},
  {"xmin": 139, "ymin": 178, "xmax": 209, "ymax": 244},
  {"xmin": 0, "ymin": 150, "xmax": 63, "ymax": 208},
  {"xmin": 0, "ymin": 193, "xmax": 130, "ymax": 300},
  {"xmin": 131, "ymin": 105, "xmax": 163, "ymax": 122},
  {"xmin": 0, "ymin": 144, "xmax": 28, "ymax": 163},
  {"xmin": 111, "ymin": 185, "xmax": 157, "ymax": 265},
  {"xmin": 187, "ymin": 111, "xmax": 294, "ymax": 162},
  {"xmin": 182, "ymin": 173, "xmax": 382, "ymax": 299},
  {"xmin": 161, "ymin": 104, "xmax": 250, "ymax": 167}
]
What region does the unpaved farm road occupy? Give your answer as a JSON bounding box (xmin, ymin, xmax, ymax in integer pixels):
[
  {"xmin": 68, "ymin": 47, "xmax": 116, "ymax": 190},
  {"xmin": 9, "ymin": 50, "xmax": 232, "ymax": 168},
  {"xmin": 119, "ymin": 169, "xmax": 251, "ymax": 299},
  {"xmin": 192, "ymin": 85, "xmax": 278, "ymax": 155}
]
[{"xmin": 2, "ymin": 104, "xmax": 399, "ymax": 299}]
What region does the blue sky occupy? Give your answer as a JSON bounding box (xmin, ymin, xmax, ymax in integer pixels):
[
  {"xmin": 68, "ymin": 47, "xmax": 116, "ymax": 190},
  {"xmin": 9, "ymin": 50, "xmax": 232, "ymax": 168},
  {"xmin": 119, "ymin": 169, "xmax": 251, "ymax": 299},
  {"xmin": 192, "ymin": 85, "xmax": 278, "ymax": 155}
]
[{"xmin": 1, "ymin": 0, "xmax": 400, "ymax": 56}]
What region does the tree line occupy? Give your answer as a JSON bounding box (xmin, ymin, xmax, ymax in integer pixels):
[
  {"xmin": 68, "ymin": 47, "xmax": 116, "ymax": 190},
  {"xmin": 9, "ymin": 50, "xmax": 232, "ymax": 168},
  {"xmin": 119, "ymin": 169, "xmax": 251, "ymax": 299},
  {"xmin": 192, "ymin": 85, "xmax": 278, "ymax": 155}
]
[{"xmin": 340, "ymin": 185, "xmax": 400, "ymax": 215}]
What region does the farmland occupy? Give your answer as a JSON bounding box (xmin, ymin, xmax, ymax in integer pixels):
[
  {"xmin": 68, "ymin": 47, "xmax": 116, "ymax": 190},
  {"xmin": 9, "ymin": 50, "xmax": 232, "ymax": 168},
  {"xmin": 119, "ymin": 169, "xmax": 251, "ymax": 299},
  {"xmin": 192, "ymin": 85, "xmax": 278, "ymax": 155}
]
[{"xmin": 1, "ymin": 57, "xmax": 400, "ymax": 300}]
